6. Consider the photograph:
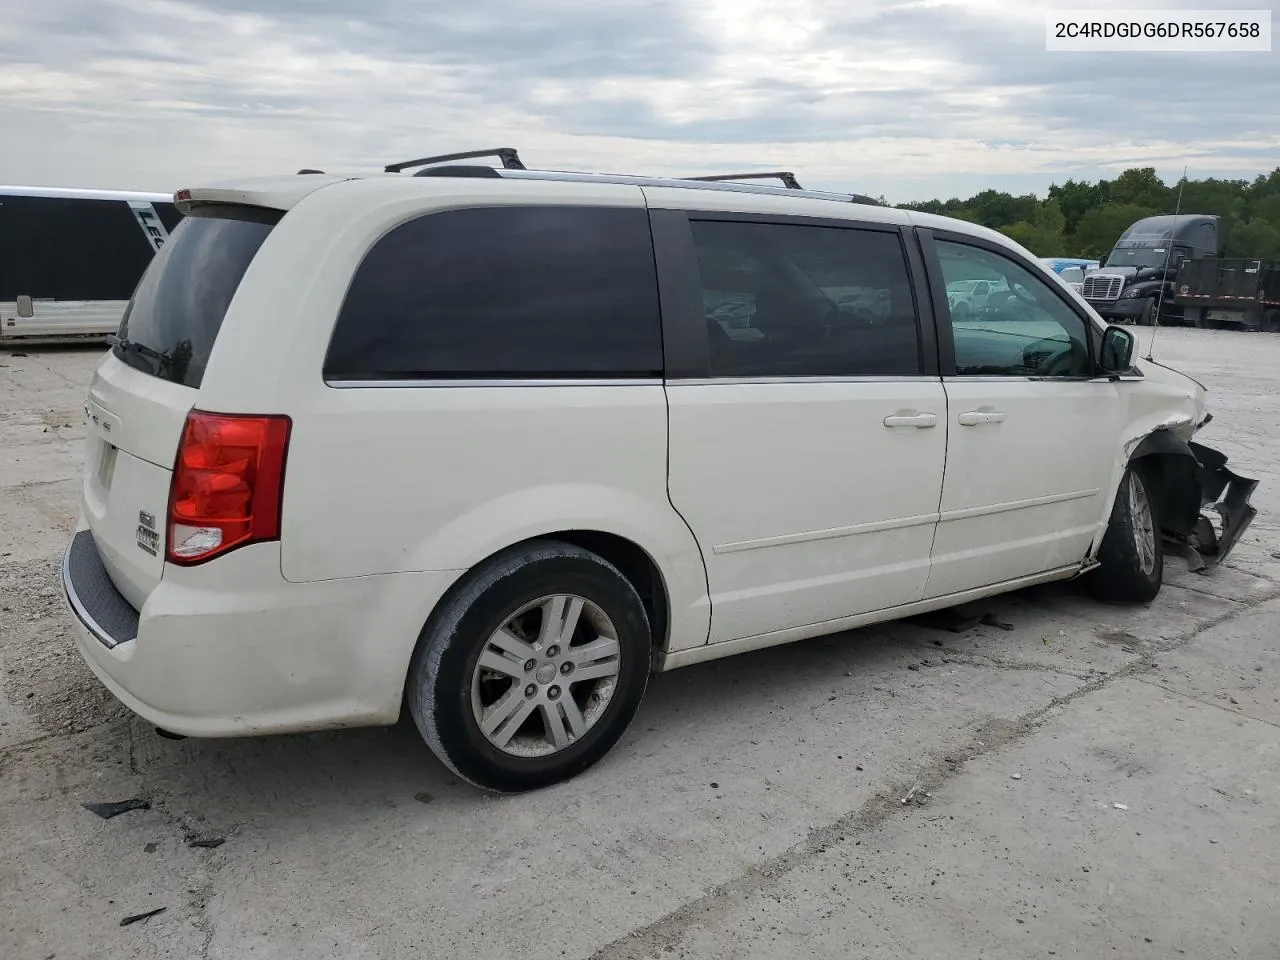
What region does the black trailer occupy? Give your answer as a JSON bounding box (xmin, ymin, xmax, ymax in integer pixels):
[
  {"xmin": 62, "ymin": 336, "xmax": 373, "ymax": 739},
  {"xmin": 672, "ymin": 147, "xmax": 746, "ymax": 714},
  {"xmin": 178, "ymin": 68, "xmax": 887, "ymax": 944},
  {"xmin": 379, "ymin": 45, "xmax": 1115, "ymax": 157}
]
[
  {"xmin": 1173, "ymin": 258, "xmax": 1280, "ymax": 331},
  {"xmin": 1, "ymin": 186, "xmax": 182, "ymax": 341}
]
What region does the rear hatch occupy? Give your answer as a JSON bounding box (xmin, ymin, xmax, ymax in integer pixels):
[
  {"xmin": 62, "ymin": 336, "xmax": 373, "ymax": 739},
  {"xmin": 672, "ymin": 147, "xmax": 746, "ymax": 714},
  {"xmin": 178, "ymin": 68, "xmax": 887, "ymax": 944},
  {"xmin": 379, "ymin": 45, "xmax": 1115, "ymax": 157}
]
[{"xmin": 82, "ymin": 204, "xmax": 278, "ymax": 609}]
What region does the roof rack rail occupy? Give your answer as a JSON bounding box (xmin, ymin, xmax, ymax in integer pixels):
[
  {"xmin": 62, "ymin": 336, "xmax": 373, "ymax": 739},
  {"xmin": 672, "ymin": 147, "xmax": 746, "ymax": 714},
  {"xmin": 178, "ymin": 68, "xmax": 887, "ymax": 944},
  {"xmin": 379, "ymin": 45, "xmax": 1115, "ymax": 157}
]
[
  {"xmin": 413, "ymin": 165, "xmax": 503, "ymax": 179},
  {"xmin": 385, "ymin": 147, "xmax": 526, "ymax": 174},
  {"xmin": 687, "ymin": 171, "xmax": 803, "ymax": 190}
]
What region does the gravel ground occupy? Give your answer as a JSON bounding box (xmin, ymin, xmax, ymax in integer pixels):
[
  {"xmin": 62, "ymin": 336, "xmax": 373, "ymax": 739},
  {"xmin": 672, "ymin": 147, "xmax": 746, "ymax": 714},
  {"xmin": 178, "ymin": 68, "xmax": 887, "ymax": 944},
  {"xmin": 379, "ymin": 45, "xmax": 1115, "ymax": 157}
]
[{"xmin": 1, "ymin": 330, "xmax": 1278, "ymax": 960}]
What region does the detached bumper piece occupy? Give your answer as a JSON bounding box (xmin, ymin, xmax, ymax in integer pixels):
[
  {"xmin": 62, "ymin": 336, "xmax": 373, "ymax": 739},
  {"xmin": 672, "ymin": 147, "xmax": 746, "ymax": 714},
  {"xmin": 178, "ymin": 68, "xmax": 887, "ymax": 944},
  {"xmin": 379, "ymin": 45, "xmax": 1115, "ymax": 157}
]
[{"xmin": 1167, "ymin": 442, "xmax": 1259, "ymax": 572}]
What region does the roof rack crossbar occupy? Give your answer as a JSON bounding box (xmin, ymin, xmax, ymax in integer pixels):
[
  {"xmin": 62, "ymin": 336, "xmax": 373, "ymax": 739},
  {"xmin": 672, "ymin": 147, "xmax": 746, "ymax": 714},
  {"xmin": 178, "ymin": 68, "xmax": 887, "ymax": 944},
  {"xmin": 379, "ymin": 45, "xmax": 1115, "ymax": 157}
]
[
  {"xmin": 687, "ymin": 171, "xmax": 804, "ymax": 190},
  {"xmin": 385, "ymin": 148, "xmax": 526, "ymax": 174}
]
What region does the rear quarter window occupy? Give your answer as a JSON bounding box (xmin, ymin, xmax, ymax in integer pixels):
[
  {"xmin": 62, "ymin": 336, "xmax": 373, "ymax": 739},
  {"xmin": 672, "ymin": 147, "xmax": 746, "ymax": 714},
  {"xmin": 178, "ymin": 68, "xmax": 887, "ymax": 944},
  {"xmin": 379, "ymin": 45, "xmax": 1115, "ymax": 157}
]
[{"xmin": 323, "ymin": 205, "xmax": 663, "ymax": 380}]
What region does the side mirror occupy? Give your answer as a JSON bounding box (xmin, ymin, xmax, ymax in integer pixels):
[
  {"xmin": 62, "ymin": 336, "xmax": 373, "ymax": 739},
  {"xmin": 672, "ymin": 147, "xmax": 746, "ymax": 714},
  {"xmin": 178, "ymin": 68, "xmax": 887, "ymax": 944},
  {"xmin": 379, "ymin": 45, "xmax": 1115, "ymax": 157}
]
[
  {"xmin": 1099, "ymin": 325, "xmax": 1135, "ymax": 375},
  {"xmin": 16, "ymin": 295, "xmax": 33, "ymax": 318}
]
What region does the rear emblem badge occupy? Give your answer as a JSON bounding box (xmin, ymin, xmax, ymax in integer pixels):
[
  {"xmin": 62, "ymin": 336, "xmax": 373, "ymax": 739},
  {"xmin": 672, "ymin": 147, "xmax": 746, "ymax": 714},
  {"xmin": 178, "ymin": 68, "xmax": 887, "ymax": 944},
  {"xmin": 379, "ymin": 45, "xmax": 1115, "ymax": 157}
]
[{"xmin": 136, "ymin": 511, "xmax": 159, "ymax": 557}]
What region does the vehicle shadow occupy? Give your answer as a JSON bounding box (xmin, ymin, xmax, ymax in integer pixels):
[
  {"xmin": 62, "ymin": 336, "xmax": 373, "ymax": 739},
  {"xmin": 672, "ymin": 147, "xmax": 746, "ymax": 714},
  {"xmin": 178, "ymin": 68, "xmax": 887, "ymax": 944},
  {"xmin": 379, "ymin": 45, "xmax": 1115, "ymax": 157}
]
[{"xmin": 117, "ymin": 573, "xmax": 1206, "ymax": 835}]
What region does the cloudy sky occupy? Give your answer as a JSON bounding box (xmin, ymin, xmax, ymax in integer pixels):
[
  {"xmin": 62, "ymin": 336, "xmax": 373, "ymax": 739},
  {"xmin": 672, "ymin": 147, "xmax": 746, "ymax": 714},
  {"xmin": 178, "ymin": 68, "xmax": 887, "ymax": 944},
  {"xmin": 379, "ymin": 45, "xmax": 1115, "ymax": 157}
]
[{"xmin": 1, "ymin": 0, "xmax": 1276, "ymax": 202}]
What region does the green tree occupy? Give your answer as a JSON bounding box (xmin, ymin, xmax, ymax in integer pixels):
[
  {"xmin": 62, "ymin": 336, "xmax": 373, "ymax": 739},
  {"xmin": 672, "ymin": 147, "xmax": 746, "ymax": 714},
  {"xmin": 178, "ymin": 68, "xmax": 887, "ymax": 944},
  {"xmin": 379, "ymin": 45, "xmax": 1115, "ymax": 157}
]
[
  {"xmin": 1109, "ymin": 167, "xmax": 1172, "ymax": 209},
  {"xmin": 1177, "ymin": 177, "xmax": 1247, "ymax": 221},
  {"xmin": 1226, "ymin": 219, "xmax": 1280, "ymax": 260},
  {"xmin": 1001, "ymin": 198, "xmax": 1067, "ymax": 255},
  {"xmin": 1246, "ymin": 169, "xmax": 1280, "ymax": 202},
  {"xmin": 1048, "ymin": 178, "xmax": 1109, "ymax": 234},
  {"xmin": 967, "ymin": 189, "xmax": 1038, "ymax": 229},
  {"xmin": 1249, "ymin": 194, "xmax": 1280, "ymax": 228},
  {"xmin": 892, "ymin": 166, "xmax": 1280, "ymax": 261}
]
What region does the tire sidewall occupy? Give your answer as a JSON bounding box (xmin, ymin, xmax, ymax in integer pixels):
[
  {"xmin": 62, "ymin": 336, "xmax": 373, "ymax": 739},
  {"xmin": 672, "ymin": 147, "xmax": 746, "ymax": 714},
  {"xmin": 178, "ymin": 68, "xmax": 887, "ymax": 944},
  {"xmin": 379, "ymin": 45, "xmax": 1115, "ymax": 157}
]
[
  {"xmin": 1125, "ymin": 466, "xmax": 1163, "ymax": 589},
  {"xmin": 1093, "ymin": 463, "xmax": 1163, "ymax": 602},
  {"xmin": 412, "ymin": 550, "xmax": 651, "ymax": 792}
]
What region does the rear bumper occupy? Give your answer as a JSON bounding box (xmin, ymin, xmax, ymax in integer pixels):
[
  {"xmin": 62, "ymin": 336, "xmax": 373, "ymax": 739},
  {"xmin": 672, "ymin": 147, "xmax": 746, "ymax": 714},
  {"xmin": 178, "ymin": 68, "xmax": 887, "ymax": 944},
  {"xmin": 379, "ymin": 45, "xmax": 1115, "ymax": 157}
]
[
  {"xmin": 62, "ymin": 530, "xmax": 459, "ymax": 737},
  {"xmin": 63, "ymin": 530, "xmax": 140, "ymax": 648}
]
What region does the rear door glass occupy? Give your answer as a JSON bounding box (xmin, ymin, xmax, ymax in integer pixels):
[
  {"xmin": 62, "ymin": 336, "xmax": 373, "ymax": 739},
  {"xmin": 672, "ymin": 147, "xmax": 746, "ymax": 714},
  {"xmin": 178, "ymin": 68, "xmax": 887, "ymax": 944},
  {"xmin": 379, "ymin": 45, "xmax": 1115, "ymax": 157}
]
[
  {"xmin": 689, "ymin": 218, "xmax": 922, "ymax": 378},
  {"xmin": 115, "ymin": 205, "xmax": 279, "ymax": 388}
]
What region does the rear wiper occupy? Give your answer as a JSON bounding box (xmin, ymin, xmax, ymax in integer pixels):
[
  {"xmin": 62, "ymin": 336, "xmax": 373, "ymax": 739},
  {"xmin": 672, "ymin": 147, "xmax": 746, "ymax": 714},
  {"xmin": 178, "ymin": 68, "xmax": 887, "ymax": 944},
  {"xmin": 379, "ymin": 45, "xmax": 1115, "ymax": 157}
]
[{"xmin": 108, "ymin": 335, "xmax": 175, "ymax": 367}]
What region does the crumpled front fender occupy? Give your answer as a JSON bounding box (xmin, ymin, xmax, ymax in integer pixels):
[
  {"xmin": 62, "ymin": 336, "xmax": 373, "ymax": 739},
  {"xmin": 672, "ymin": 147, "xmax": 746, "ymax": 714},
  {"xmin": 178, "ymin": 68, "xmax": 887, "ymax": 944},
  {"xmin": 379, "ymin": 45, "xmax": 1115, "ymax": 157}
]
[{"xmin": 1163, "ymin": 441, "xmax": 1259, "ymax": 572}]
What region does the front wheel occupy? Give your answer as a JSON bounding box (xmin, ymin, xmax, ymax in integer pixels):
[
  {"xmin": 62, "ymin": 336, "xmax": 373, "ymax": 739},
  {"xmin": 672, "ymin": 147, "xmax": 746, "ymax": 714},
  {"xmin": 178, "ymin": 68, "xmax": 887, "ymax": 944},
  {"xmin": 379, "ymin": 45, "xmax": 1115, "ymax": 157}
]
[
  {"xmin": 1086, "ymin": 464, "xmax": 1163, "ymax": 603},
  {"xmin": 407, "ymin": 541, "xmax": 652, "ymax": 792},
  {"xmin": 1136, "ymin": 298, "xmax": 1157, "ymax": 326}
]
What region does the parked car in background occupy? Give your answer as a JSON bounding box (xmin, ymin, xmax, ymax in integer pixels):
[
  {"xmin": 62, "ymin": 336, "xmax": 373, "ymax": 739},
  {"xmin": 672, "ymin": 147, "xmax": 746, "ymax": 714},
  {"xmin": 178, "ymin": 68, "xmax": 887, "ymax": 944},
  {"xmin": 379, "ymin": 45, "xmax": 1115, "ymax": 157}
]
[
  {"xmin": 1, "ymin": 185, "xmax": 181, "ymax": 342},
  {"xmin": 1039, "ymin": 257, "xmax": 1099, "ymax": 293},
  {"xmin": 946, "ymin": 277, "xmax": 1011, "ymax": 318},
  {"xmin": 62, "ymin": 150, "xmax": 1258, "ymax": 793}
]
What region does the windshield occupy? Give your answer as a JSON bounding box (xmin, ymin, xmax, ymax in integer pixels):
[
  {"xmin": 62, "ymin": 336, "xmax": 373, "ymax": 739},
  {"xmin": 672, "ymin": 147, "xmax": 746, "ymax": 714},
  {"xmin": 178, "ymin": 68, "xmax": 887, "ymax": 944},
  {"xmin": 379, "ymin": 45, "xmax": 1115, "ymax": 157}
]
[
  {"xmin": 1105, "ymin": 246, "xmax": 1171, "ymax": 269},
  {"xmin": 114, "ymin": 205, "xmax": 279, "ymax": 388}
]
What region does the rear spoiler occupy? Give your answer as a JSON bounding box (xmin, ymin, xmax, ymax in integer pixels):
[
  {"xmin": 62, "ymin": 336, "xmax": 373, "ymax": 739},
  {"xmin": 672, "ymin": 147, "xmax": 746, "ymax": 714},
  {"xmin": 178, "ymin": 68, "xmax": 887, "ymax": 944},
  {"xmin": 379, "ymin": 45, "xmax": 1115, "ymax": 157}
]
[{"xmin": 173, "ymin": 175, "xmax": 348, "ymax": 215}]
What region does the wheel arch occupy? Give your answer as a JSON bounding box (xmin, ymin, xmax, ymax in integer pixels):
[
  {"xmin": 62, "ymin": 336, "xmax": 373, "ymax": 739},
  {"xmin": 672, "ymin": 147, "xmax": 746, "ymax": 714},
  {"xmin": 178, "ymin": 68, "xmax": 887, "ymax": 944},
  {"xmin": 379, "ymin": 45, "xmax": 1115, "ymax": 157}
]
[
  {"xmin": 543, "ymin": 530, "xmax": 671, "ymax": 668},
  {"xmin": 1126, "ymin": 430, "xmax": 1202, "ymax": 537},
  {"xmin": 1088, "ymin": 426, "xmax": 1203, "ymax": 563},
  {"xmin": 399, "ymin": 527, "xmax": 692, "ymax": 718}
]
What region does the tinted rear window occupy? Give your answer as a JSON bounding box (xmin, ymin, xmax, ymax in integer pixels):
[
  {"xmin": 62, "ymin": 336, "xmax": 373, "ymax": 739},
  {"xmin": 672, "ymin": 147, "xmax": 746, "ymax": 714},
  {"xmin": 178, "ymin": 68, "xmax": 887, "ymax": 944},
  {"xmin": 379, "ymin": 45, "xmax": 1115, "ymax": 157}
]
[
  {"xmin": 323, "ymin": 205, "xmax": 662, "ymax": 380},
  {"xmin": 115, "ymin": 206, "xmax": 278, "ymax": 388}
]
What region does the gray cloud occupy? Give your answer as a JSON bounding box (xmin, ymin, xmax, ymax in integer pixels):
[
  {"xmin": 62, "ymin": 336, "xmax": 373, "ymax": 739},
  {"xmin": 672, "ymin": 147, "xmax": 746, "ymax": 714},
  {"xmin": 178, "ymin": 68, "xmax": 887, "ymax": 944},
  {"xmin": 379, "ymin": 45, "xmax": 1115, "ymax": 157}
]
[{"xmin": 0, "ymin": 0, "xmax": 1275, "ymax": 201}]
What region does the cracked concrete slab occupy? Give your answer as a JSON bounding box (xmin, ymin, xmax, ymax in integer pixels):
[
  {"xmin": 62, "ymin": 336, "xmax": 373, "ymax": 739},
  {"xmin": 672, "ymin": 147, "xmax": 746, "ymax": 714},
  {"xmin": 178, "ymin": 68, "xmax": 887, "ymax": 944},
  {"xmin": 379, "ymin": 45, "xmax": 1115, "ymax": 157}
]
[{"xmin": 618, "ymin": 610, "xmax": 1280, "ymax": 959}]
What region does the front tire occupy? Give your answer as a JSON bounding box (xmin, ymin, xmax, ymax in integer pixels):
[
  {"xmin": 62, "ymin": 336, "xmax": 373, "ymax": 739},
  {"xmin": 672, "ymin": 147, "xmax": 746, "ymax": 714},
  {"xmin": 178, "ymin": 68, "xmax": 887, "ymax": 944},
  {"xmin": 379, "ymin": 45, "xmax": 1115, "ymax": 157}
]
[
  {"xmin": 407, "ymin": 541, "xmax": 652, "ymax": 793},
  {"xmin": 1087, "ymin": 464, "xmax": 1163, "ymax": 603},
  {"xmin": 1136, "ymin": 298, "xmax": 1157, "ymax": 326}
]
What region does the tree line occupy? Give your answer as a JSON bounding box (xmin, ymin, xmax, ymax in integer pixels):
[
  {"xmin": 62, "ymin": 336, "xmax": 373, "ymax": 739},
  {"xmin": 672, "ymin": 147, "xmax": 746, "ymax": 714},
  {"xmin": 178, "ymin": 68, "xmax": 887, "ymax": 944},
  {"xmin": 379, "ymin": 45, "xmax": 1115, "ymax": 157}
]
[{"xmin": 893, "ymin": 167, "xmax": 1280, "ymax": 262}]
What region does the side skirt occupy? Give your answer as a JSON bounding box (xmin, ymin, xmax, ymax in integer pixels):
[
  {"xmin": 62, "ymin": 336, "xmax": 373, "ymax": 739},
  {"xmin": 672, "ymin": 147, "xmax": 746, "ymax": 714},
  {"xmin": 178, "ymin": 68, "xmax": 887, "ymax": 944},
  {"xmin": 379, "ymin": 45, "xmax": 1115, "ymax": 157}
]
[{"xmin": 659, "ymin": 563, "xmax": 1082, "ymax": 671}]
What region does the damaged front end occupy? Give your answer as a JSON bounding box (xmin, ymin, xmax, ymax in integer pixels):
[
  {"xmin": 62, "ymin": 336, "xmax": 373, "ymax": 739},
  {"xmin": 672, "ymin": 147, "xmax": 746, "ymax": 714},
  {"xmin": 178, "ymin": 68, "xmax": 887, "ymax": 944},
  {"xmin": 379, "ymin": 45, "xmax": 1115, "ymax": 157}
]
[{"xmin": 1162, "ymin": 441, "xmax": 1259, "ymax": 572}]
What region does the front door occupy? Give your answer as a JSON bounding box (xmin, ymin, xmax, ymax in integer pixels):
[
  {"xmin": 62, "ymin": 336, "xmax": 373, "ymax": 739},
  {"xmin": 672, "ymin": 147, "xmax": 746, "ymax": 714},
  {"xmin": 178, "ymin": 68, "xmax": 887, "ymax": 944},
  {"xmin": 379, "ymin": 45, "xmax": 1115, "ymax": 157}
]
[
  {"xmin": 661, "ymin": 212, "xmax": 948, "ymax": 644},
  {"xmin": 922, "ymin": 232, "xmax": 1122, "ymax": 599}
]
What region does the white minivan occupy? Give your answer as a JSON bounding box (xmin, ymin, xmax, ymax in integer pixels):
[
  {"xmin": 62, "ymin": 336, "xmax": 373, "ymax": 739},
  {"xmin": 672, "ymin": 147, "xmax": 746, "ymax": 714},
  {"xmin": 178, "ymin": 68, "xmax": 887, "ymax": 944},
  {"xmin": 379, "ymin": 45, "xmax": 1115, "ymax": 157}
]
[{"xmin": 62, "ymin": 151, "xmax": 1257, "ymax": 792}]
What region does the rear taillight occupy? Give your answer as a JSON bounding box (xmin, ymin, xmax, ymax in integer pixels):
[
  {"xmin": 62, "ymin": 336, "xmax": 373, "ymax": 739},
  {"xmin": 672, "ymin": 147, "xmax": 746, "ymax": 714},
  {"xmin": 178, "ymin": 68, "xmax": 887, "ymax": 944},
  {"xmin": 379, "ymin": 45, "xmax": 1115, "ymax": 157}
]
[{"xmin": 166, "ymin": 410, "xmax": 291, "ymax": 566}]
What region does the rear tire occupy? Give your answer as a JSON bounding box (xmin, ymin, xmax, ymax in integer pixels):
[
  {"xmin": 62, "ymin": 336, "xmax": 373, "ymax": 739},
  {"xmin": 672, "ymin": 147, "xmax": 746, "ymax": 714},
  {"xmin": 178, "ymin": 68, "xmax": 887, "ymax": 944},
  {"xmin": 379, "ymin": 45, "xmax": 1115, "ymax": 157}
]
[
  {"xmin": 1087, "ymin": 464, "xmax": 1163, "ymax": 603},
  {"xmin": 407, "ymin": 540, "xmax": 652, "ymax": 793},
  {"xmin": 1263, "ymin": 309, "xmax": 1280, "ymax": 333}
]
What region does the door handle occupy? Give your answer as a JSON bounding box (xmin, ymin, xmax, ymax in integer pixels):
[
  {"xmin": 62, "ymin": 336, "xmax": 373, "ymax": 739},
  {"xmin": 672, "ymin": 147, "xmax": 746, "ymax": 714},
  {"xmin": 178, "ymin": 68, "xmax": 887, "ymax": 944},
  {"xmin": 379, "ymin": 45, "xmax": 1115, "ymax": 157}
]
[
  {"xmin": 883, "ymin": 412, "xmax": 938, "ymax": 429},
  {"xmin": 957, "ymin": 410, "xmax": 1007, "ymax": 426}
]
